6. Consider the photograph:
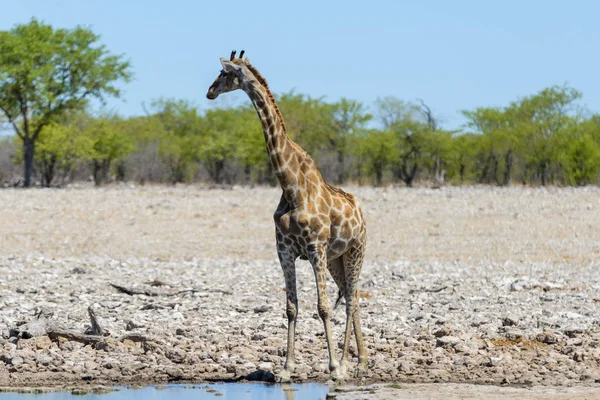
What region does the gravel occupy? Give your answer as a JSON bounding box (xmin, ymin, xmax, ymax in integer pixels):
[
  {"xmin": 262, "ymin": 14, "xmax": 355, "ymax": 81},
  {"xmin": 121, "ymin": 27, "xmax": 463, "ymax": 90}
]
[{"xmin": 0, "ymin": 184, "xmax": 599, "ymax": 391}]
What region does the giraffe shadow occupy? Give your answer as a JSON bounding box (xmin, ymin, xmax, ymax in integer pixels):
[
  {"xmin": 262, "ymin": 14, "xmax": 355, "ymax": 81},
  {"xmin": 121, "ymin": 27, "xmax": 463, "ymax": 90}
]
[{"xmin": 237, "ymin": 369, "xmax": 277, "ymax": 383}]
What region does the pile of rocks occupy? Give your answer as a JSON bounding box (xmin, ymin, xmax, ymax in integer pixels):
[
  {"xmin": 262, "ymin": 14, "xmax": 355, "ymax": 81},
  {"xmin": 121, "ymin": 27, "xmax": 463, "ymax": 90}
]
[{"xmin": 1, "ymin": 255, "xmax": 599, "ymax": 387}]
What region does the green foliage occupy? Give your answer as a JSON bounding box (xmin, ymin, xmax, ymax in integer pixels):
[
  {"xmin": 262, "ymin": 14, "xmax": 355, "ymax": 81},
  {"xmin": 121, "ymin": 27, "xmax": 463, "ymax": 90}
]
[
  {"xmin": 460, "ymin": 87, "xmax": 587, "ymax": 186},
  {"xmin": 0, "ymin": 19, "xmax": 131, "ymax": 186},
  {"xmin": 2, "ymin": 68, "xmax": 599, "ymax": 187},
  {"xmin": 233, "ymin": 107, "xmax": 268, "ymax": 182},
  {"xmin": 512, "ymin": 85, "xmax": 582, "ymax": 185},
  {"xmin": 151, "ymin": 99, "xmax": 202, "ymax": 183},
  {"xmin": 377, "ymin": 98, "xmax": 430, "ymax": 186},
  {"xmin": 421, "ymin": 129, "xmax": 454, "ymax": 185},
  {"xmin": 83, "ymin": 116, "xmax": 134, "ymax": 185},
  {"xmin": 200, "ymin": 108, "xmax": 239, "ymax": 184},
  {"xmin": 375, "ymin": 97, "xmax": 420, "ymax": 128},
  {"xmin": 558, "ymin": 120, "xmax": 600, "ymax": 186},
  {"xmin": 277, "ymin": 91, "xmax": 334, "ymax": 154},
  {"xmin": 328, "ymin": 98, "xmax": 372, "ymax": 183},
  {"xmin": 33, "ymin": 122, "xmax": 91, "ymax": 186},
  {"xmin": 447, "ymin": 133, "xmax": 479, "ymax": 183},
  {"xmin": 462, "ymin": 107, "xmax": 516, "ymax": 184},
  {"xmin": 352, "ymin": 129, "xmax": 398, "ymax": 186}
]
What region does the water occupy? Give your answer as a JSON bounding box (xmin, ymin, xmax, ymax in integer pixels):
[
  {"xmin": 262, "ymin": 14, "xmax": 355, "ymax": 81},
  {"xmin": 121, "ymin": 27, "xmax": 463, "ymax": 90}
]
[{"xmin": 0, "ymin": 383, "xmax": 330, "ymax": 400}]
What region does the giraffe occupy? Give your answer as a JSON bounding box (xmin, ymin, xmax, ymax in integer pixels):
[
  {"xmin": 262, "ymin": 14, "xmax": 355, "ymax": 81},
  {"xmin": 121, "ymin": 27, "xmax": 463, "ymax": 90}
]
[{"xmin": 206, "ymin": 51, "xmax": 368, "ymax": 381}]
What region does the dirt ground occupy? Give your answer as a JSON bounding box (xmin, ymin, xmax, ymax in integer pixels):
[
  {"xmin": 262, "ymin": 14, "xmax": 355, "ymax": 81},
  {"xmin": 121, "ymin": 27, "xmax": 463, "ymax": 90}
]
[
  {"xmin": 1, "ymin": 184, "xmax": 598, "ymax": 264},
  {"xmin": 0, "ymin": 184, "xmax": 599, "ymax": 399}
]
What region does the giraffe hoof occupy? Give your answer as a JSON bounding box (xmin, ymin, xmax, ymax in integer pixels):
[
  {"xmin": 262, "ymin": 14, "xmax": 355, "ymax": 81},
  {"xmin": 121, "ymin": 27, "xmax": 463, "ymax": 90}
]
[
  {"xmin": 354, "ymin": 366, "xmax": 369, "ymax": 378},
  {"xmin": 275, "ymin": 369, "xmax": 293, "ymax": 383},
  {"xmin": 330, "ymin": 365, "xmax": 348, "ymax": 382}
]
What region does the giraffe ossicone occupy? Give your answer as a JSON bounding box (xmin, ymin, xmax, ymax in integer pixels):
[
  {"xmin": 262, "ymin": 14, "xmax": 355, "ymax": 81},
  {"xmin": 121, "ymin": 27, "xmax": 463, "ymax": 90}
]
[{"xmin": 207, "ymin": 51, "xmax": 368, "ymax": 381}]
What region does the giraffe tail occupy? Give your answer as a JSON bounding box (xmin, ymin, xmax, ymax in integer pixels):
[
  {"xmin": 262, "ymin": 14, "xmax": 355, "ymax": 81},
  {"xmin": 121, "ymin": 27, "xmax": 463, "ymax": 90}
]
[{"xmin": 333, "ymin": 290, "xmax": 344, "ymax": 310}]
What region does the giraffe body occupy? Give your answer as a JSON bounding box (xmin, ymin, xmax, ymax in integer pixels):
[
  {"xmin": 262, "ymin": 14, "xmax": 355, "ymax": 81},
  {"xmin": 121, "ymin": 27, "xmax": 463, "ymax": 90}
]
[{"xmin": 207, "ymin": 51, "xmax": 367, "ymax": 381}]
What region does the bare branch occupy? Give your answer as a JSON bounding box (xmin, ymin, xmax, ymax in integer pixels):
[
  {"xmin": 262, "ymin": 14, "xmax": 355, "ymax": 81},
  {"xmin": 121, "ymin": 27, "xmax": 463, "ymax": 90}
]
[
  {"xmin": 47, "ymin": 328, "xmax": 105, "ymax": 344},
  {"xmin": 86, "ymin": 306, "xmax": 107, "ymax": 336},
  {"xmin": 417, "ymin": 98, "xmax": 438, "ymax": 131},
  {"xmin": 109, "ymin": 283, "xmax": 159, "ymax": 296},
  {"xmin": 0, "ymin": 104, "xmax": 24, "ymax": 138},
  {"xmin": 141, "ymin": 101, "xmax": 151, "ymax": 116}
]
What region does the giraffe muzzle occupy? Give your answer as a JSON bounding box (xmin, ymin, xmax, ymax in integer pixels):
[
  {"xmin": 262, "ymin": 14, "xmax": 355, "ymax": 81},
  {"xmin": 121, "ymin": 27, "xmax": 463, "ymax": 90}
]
[{"xmin": 206, "ymin": 89, "xmax": 218, "ymax": 100}]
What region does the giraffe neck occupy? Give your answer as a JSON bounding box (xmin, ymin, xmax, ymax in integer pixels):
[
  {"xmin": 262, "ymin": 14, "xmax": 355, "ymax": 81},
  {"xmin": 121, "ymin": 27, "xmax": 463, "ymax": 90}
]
[{"xmin": 242, "ymin": 81, "xmax": 303, "ymax": 197}]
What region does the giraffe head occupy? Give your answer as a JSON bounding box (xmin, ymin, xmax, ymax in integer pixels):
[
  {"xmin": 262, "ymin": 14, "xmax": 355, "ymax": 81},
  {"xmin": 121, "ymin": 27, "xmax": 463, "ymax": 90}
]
[{"xmin": 206, "ymin": 50, "xmax": 254, "ymax": 100}]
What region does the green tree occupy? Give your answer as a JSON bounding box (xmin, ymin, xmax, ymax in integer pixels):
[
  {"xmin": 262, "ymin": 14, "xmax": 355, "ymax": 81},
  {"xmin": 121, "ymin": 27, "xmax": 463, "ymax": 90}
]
[
  {"xmin": 234, "ymin": 106, "xmax": 268, "ymax": 183},
  {"xmin": 117, "ymin": 115, "xmax": 166, "ymax": 183},
  {"xmin": 0, "ymin": 19, "xmax": 131, "ymax": 187},
  {"xmin": 151, "ymin": 99, "xmax": 203, "ymax": 183},
  {"xmin": 328, "ymin": 98, "xmax": 371, "ymax": 183},
  {"xmin": 415, "ymin": 100, "xmax": 454, "ymax": 186},
  {"xmin": 352, "ymin": 129, "xmax": 398, "ymax": 186},
  {"xmin": 375, "ymin": 97, "xmax": 426, "ymax": 186},
  {"xmin": 462, "ymin": 107, "xmax": 513, "ymax": 185},
  {"xmin": 33, "ymin": 121, "xmax": 91, "ymax": 186},
  {"xmin": 421, "ymin": 129, "xmax": 454, "ymax": 186},
  {"xmin": 447, "ymin": 133, "xmax": 479, "ymax": 183},
  {"xmin": 200, "ymin": 108, "xmax": 238, "ymax": 184},
  {"xmin": 557, "ymin": 117, "xmax": 600, "ymax": 186},
  {"xmin": 375, "ymin": 97, "xmax": 416, "ymax": 129},
  {"xmin": 277, "ymin": 91, "xmax": 333, "ymax": 155},
  {"xmin": 514, "ymin": 85, "xmax": 582, "ymax": 185},
  {"xmin": 77, "ymin": 115, "xmax": 134, "ymax": 185}
]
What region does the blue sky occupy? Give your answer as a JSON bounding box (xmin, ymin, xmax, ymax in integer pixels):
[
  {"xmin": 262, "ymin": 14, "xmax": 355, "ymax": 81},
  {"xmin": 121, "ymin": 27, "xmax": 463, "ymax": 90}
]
[{"xmin": 2, "ymin": 0, "xmax": 599, "ymax": 130}]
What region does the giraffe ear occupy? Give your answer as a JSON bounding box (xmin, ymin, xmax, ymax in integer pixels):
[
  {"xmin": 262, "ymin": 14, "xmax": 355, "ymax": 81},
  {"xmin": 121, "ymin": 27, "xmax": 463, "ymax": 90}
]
[
  {"xmin": 244, "ymin": 57, "xmax": 251, "ymax": 65},
  {"xmin": 220, "ymin": 58, "xmax": 241, "ymax": 73}
]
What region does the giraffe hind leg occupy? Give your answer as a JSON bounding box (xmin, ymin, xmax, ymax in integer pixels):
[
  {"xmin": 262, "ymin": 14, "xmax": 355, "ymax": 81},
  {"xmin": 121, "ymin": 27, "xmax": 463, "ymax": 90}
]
[
  {"xmin": 312, "ymin": 247, "xmax": 346, "ymax": 380},
  {"xmin": 328, "ymin": 256, "xmax": 353, "ymax": 371},
  {"xmin": 327, "ymin": 257, "xmax": 346, "ymax": 311},
  {"xmin": 342, "ymin": 238, "xmax": 368, "ymax": 377}
]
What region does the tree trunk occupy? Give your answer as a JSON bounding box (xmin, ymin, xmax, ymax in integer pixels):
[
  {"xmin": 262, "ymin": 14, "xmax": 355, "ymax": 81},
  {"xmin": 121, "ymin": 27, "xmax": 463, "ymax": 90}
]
[
  {"xmin": 216, "ymin": 160, "xmax": 224, "ymax": 184},
  {"xmin": 23, "ymin": 139, "xmax": 35, "ymax": 188},
  {"xmin": 521, "ymin": 163, "xmax": 529, "ymax": 185},
  {"xmin": 480, "ymin": 154, "xmax": 497, "ymax": 184},
  {"xmin": 337, "ymin": 151, "xmax": 345, "ymax": 184},
  {"xmin": 93, "ymin": 160, "xmax": 110, "ymax": 186},
  {"xmin": 404, "ymin": 161, "xmax": 418, "ymax": 187},
  {"xmin": 208, "ymin": 160, "xmax": 225, "ymax": 184},
  {"xmin": 375, "ymin": 163, "xmax": 383, "ymax": 186},
  {"xmin": 433, "ymin": 158, "xmax": 445, "ymax": 187},
  {"xmin": 170, "ymin": 159, "xmax": 185, "ymax": 184},
  {"xmin": 244, "ymin": 163, "xmax": 251, "ymax": 184},
  {"xmin": 503, "ymin": 150, "xmax": 513, "ymax": 186},
  {"xmin": 263, "ymin": 160, "xmax": 277, "ymax": 186},
  {"xmin": 116, "ymin": 161, "xmax": 126, "ymax": 182},
  {"xmin": 491, "ymin": 156, "xmax": 499, "ymax": 185},
  {"xmin": 41, "ymin": 155, "xmax": 57, "ymax": 188},
  {"xmin": 541, "ymin": 161, "xmax": 549, "ymax": 186},
  {"xmin": 397, "ymin": 152, "xmax": 418, "ymax": 187}
]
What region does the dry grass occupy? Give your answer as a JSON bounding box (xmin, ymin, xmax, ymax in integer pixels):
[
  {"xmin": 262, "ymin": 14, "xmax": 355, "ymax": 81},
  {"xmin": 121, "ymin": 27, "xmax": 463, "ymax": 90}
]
[{"xmin": 489, "ymin": 337, "xmax": 547, "ymax": 350}]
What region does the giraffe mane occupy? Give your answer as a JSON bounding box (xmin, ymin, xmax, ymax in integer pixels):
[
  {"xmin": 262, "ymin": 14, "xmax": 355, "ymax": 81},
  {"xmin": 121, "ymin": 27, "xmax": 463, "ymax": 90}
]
[{"xmin": 234, "ymin": 59, "xmax": 286, "ymax": 132}]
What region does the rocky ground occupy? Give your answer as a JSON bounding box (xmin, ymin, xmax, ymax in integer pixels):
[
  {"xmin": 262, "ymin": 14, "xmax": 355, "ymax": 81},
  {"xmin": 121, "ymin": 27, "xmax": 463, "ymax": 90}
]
[{"xmin": 0, "ymin": 185, "xmax": 599, "ymax": 396}]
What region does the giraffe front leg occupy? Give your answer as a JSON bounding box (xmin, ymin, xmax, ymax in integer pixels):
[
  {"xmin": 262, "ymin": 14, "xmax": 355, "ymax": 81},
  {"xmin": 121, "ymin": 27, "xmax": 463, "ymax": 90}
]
[
  {"xmin": 277, "ymin": 249, "xmax": 298, "ymax": 382},
  {"xmin": 310, "ymin": 246, "xmax": 346, "ymax": 381}
]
